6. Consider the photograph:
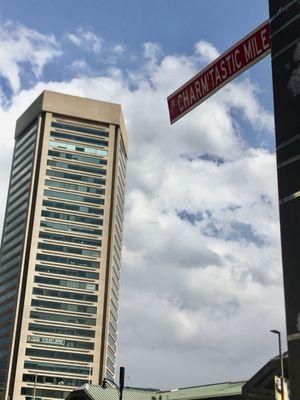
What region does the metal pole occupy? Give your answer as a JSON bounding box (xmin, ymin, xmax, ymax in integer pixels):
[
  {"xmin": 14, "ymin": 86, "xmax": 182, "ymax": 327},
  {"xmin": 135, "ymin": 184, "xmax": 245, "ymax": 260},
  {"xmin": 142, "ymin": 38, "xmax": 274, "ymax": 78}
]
[
  {"xmin": 271, "ymin": 330, "xmax": 285, "ymax": 399},
  {"xmin": 119, "ymin": 367, "xmax": 125, "ymax": 400},
  {"xmin": 33, "ymin": 371, "xmax": 38, "ymax": 400}
]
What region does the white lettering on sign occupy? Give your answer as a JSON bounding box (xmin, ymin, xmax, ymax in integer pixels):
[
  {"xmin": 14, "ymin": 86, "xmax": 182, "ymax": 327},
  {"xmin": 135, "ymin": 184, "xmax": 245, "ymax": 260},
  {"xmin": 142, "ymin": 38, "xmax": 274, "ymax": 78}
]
[{"xmin": 168, "ymin": 20, "xmax": 271, "ymax": 124}]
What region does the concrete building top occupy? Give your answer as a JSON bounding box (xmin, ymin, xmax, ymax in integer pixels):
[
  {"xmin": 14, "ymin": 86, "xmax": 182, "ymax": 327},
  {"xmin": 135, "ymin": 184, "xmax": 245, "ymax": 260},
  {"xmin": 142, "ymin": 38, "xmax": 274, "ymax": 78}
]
[{"xmin": 15, "ymin": 90, "xmax": 128, "ymax": 153}]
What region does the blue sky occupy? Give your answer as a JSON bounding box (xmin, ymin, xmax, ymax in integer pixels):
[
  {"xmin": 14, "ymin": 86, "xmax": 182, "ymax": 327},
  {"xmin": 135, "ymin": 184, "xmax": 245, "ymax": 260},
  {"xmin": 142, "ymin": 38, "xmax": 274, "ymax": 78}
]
[{"xmin": 0, "ymin": 0, "xmax": 286, "ymax": 390}]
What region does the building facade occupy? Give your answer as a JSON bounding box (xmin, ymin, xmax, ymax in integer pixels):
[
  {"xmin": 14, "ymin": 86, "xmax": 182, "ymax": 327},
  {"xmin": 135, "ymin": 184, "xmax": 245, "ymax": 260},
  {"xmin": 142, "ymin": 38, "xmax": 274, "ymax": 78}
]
[
  {"xmin": 0, "ymin": 91, "xmax": 128, "ymax": 399},
  {"xmin": 268, "ymin": 1, "xmax": 300, "ymax": 397}
]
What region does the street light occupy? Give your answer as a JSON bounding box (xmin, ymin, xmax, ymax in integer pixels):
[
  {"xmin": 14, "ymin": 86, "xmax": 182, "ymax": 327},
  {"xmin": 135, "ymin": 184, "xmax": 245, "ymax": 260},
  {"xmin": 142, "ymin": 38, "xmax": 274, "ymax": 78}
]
[
  {"xmin": 102, "ymin": 366, "xmax": 125, "ymax": 400},
  {"xmin": 271, "ymin": 329, "xmax": 285, "ymax": 399}
]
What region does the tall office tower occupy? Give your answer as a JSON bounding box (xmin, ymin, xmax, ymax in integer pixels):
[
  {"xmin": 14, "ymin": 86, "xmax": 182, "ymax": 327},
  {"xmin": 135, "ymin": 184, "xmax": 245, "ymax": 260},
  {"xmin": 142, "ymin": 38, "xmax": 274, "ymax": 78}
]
[{"xmin": 0, "ymin": 91, "xmax": 128, "ymax": 400}]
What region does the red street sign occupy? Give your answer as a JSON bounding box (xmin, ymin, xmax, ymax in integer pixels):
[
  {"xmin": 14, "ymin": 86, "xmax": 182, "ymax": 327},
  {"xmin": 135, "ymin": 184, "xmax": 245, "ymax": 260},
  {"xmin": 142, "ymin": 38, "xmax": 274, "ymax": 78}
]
[{"xmin": 167, "ymin": 20, "xmax": 271, "ymax": 124}]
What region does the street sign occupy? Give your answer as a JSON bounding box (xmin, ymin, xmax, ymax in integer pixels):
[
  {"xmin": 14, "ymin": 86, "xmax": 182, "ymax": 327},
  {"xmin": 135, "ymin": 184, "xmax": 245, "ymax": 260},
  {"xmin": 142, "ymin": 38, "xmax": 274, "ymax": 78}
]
[{"xmin": 167, "ymin": 20, "xmax": 271, "ymax": 124}]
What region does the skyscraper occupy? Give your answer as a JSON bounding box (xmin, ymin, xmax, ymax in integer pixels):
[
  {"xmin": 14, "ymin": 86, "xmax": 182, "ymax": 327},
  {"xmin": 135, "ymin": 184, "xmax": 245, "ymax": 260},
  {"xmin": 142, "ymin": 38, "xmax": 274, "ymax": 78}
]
[{"xmin": 0, "ymin": 91, "xmax": 128, "ymax": 400}]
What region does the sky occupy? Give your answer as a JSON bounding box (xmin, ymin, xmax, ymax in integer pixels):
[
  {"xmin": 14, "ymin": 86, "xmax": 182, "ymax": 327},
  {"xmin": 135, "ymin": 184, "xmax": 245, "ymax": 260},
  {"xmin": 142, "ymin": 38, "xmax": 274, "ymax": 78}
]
[{"xmin": 0, "ymin": 0, "xmax": 287, "ymax": 391}]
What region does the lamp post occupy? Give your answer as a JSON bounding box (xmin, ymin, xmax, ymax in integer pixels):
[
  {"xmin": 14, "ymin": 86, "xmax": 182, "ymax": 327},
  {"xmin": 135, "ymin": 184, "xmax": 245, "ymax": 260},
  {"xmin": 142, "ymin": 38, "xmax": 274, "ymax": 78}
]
[
  {"xmin": 271, "ymin": 329, "xmax": 285, "ymax": 399},
  {"xmin": 102, "ymin": 366, "xmax": 125, "ymax": 400}
]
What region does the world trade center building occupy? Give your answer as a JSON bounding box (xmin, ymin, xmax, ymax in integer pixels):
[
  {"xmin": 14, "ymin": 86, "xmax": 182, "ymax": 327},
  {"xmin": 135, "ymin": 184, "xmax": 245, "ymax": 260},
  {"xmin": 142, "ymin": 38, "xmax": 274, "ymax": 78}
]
[{"xmin": 0, "ymin": 91, "xmax": 128, "ymax": 399}]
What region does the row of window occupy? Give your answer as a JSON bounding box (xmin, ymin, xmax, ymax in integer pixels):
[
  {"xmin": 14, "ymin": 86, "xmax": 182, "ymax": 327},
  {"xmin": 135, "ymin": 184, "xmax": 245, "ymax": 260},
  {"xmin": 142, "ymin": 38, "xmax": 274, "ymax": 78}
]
[
  {"xmin": 25, "ymin": 348, "xmax": 93, "ymax": 362},
  {"xmin": 43, "ymin": 199, "xmax": 103, "ymax": 216},
  {"xmin": 49, "ymin": 149, "xmax": 107, "ymax": 167},
  {"xmin": 31, "ymin": 299, "xmax": 97, "ymax": 314},
  {"xmin": 27, "ymin": 333, "xmax": 94, "ymax": 350},
  {"xmin": 38, "ymin": 242, "xmax": 100, "ymax": 258},
  {"xmin": 23, "ymin": 373, "xmax": 87, "ymax": 388},
  {"xmin": 35, "ymin": 264, "xmax": 99, "ymax": 280},
  {"xmin": 52, "ymin": 120, "xmax": 109, "ymax": 138},
  {"xmin": 24, "ymin": 360, "xmax": 90, "ymax": 375},
  {"xmin": 30, "ymin": 310, "xmax": 96, "ymax": 326},
  {"xmin": 32, "ymin": 287, "xmax": 98, "ymax": 303},
  {"xmin": 48, "ymin": 159, "xmax": 106, "ymax": 176},
  {"xmin": 49, "ymin": 139, "xmax": 108, "ymax": 157},
  {"xmin": 37, "ymin": 253, "xmax": 100, "ymax": 269},
  {"xmin": 34, "ymin": 275, "xmax": 98, "ymax": 291},
  {"xmin": 40, "ymin": 220, "xmax": 102, "ymax": 236},
  {"xmin": 44, "ymin": 189, "xmax": 105, "ymax": 206},
  {"xmin": 51, "ymin": 130, "xmax": 108, "ymax": 147},
  {"xmin": 45, "ymin": 179, "xmax": 105, "ymax": 195},
  {"xmin": 21, "ymin": 387, "xmax": 71, "ymax": 399},
  {"xmin": 46, "ymin": 168, "xmax": 105, "ymax": 186},
  {"xmin": 39, "ymin": 231, "xmax": 101, "ymax": 247},
  {"xmin": 41, "ymin": 209, "xmax": 103, "ymax": 226}
]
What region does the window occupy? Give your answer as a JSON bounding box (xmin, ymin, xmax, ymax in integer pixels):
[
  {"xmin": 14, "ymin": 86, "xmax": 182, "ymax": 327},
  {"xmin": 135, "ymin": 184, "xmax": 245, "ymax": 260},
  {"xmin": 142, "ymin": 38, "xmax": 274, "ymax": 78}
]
[
  {"xmin": 40, "ymin": 220, "xmax": 102, "ymax": 236},
  {"xmin": 28, "ymin": 324, "xmax": 95, "ymax": 337},
  {"xmin": 39, "ymin": 231, "xmax": 101, "ymax": 247},
  {"xmin": 35, "ymin": 264, "xmax": 99, "ymax": 280},
  {"xmin": 42, "ymin": 199, "xmax": 103, "ymax": 215},
  {"xmin": 38, "ymin": 242, "xmax": 100, "ymax": 258},
  {"xmin": 34, "ymin": 276, "xmax": 98, "ymax": 291},
  {"xmin": 23, "ymin": 373, "xmax": 87, "ymax": 388},
  {"xmin": 21, "ymin": 387, "xmax": 71, "ymax": 399},
  {"xmin": 47, "ymin": 159, "xmax": 106, "ymax": 175},
  {"xmin": 51, "ymin": 130, "xmax": 108, "ymax": 147},
  {"xmin": 25, "ymin": 348, "xmax": 93, "ymax": 362},
  {"xmin": 41, "ymin": 209, "xmax": 103, "ymax": 225},
  {"xmin": 31, "ymin": 299, "xmax": 97, "ymax": 314},
  {"xmin": 43, "ymin": 189, "xmax": 105, "ymax": 206},
  {"xmin": 24, "ymin": 360, "xmax": 90, "ymax": 375},
  {"xmin": 49, "ymin": 140, "xmax": 108, "ymax": 158},
  {"xmin": 46, "ymin": 169, "xmax": 105, "ymax": 185},
  {"xmin": 32, "ymin": 288, "xmax": 98, "ymax": 302},
  {"xmin": 45, "ymin": 179, "xmax": 105, "ymax": 195},
  {"xmin": 52, "ymin": 121, "xmax": 109, "ymax": 137},
  {"xmin": 30, "ymin": 310, "xmax": 96, "ymax": 326}
]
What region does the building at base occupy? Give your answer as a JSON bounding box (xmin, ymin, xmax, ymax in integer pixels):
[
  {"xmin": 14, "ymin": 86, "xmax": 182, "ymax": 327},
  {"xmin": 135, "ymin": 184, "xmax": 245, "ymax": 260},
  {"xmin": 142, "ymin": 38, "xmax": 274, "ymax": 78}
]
[{"xmin": 0, "ymin": 91, "xmax": 128, "ymax": 399}]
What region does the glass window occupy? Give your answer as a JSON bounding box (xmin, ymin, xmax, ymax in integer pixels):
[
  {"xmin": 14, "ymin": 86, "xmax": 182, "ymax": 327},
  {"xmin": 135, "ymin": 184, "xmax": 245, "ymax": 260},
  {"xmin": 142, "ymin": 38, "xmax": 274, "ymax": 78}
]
[
  {"xmin": 23, "ymin": 373, "xmax": 88, "ymax": 387},
  {"xmin": 43, "ymin": 189, "xmax": 105, "ymax": 206},
  {"xmin": 51, "ymin": 130, "xmax": 108, "ymax": 147},
  {"xmin": 32, "ymin": 287, "xmax": 98, "ymax": 302},
  {"xmin": 34, "ymin": 276, "xmax": 98, "ymax": 291},
  {"xmin": 37, "ymin": 253, "xmax": 100, "ymax": 268},
  {"xmin": 35, "ymin": 264, "xmax": 99, "ymax": 280},
  {"xmin": 28, "ymin": 324, "xmax": 95, "ymax": 337},
  {"xmin": 49, "ymin": 140, "xmax": 108, "ymax": 158},
  {"xmin": 47, "ymin": 159, "xmax": 106, "ymax": 176},
  {"xmin": 107, "ymin": 357, "xmax": 115, "ymax": 373},
  {"xmin": 21, "ymin": 387, "xmax": 72, "ymax": 399},
  {"xmin": 31, "ymin": 299, "xmax": 97, "ymax": 314},
  {"xmin": 52, "ymin": 121, "xmax": 109, "ymax": 137},
  {"xmin": 30, "ymin": 310, "xmax": 96, "ymax": 326},
  {"xmin": 25, "ymin": 348, "xmax": 93, "ymax": 362},
  {"xmin": 24, "ymin": 360, "xmax": 90, "ymax": 375},
  {"xmin": 45, "ymin": 179, "xmax": 105, "ymax": 195},
  {"xmin": 39, "ymin": 231, "xmax": 101, "ymax": 247},
  {"xmin": 15, "ymin": 123, "xmax": 36, "ymax": 151},
  {"xmin": 27, "ymin": 329, "xmax": 95, "ymax": 346},
  {"xmin": 40, "ymin": 220, "xmax": 102, "ymax": 236},
  {"xmin": 46, "ymin": 169, "xmax": 105, "ymax": 185},
  {"xmin": 38, "ymin": 242, "xmax": 100, "ymax": 257},
  {"xmin": 41, "ymin": 209, "xmax": 103, "ymax": 225},
  {"xmin": 42, "ymin": 199, "xmax": 103, "ymax": 215}
]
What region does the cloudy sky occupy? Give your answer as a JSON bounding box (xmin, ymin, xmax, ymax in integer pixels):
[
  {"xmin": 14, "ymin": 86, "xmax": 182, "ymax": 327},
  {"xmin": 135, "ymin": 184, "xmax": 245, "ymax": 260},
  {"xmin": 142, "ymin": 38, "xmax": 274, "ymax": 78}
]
[{"xmin": 0, "ymin": 0, "xmax": 286, "ymax": 390}]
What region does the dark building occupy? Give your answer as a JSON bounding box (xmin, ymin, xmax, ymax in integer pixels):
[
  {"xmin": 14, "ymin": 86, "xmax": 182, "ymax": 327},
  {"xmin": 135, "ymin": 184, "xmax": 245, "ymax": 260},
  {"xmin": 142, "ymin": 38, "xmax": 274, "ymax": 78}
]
[{"xmin": 268, "ymin": 0, "xmax": 300, "ymax": 397}]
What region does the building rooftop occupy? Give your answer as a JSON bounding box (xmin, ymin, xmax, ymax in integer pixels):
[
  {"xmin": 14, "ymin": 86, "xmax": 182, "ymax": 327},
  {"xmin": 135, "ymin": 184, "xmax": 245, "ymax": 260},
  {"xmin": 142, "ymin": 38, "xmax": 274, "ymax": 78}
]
[{"xmin": 66, "ymin": 381, "xmax": 245, "ymax": 400}]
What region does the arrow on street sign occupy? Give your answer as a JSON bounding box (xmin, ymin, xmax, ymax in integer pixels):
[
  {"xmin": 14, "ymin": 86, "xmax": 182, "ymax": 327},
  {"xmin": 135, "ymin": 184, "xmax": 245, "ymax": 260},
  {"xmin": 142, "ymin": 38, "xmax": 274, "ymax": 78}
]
[{"xmin": 167, "ymin": 20, "xmax": 271, "ymax": 124}]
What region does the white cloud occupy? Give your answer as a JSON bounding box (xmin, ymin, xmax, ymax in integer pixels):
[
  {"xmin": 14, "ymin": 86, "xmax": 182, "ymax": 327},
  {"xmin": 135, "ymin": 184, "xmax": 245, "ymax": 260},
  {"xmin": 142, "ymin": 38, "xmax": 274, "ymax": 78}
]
[
  {"xmin": 0, "ymin": 20, "xmax": 61, "ymax": 93},
  {"xmin": 113, "ymin": 44, "xmax": 125, "ymax": 54},
  {"xmin": 66, "ymin": 28, "xmax": 102, "ymax": 54},
  {"xmin": 195, "ymin": 40, "xmax": 219, "ymax": 62},
  {"xmin": 0, "ymin": 28, "xmax": 285, "ymax": 390}
]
